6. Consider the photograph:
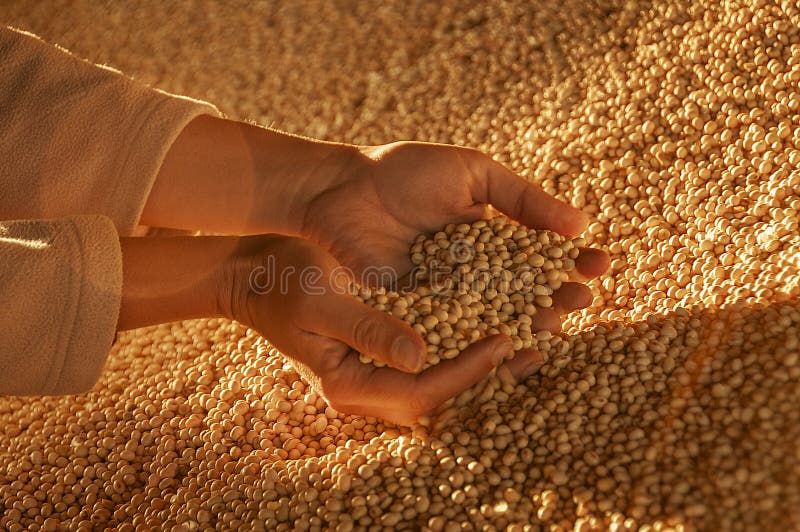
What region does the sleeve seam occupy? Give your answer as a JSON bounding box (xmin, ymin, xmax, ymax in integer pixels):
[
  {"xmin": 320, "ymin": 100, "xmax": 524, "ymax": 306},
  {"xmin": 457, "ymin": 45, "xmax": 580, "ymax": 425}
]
[{"xmin": 40, "ymin": 218, "xmax": 83, "ymax": 394}]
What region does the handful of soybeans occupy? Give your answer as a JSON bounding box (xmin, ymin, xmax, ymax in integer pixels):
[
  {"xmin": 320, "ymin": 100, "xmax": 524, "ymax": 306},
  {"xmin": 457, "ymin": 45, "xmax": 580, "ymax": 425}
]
[{"xmin": 353, "ymin": 215, "xmax": 585, "ymax": 369}]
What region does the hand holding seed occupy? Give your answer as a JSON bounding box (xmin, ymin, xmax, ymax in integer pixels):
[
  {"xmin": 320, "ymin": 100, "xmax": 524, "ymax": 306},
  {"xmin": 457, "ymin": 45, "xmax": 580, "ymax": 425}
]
[
  {"xmin": 221, "ymin": 235, "xmax": 527, "ymax": 426},
  {"xmin": 150, "ymin": 123, "xmax": 609, "ymax": 318},
  {"xmin": 301, "ymin": 142, "xmax": 609, "ymax": 377},
  {"xmin": 355, "ymin": 215, "xmax": 593, "ymax": 371},
  {"xmin": 300, "ymin": 141, "xmax": 609, "ymax": 291}
]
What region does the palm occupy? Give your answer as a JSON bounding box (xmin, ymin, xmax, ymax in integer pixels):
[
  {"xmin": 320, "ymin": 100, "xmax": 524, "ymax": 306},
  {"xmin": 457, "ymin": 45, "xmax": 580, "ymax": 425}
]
[
  {"xmin": 302, "ymin": 143, "xmax": 488, "ymax": 282},
  {"xmin": 239, "ymin": 236, "xmax": 535, "ymax": 426},
  {"xmin": 301, "ymin": 141, "xmax": 607, "ymax": 290}
]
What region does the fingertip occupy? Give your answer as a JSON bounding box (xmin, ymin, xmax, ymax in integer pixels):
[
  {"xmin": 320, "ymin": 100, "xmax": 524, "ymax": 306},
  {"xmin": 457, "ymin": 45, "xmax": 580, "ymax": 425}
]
[
  {"xmin": 458, "ymin": 333, "xmax": 514, "ymax": 366},
  {"xmin": 576, "ymin": 247, "xmax": 611, "ymax": 279},
  {"xmin": 481, "ymin": 158, "xmax": 588, "ymax": 236},
  {"xmin": 531, "ymin": 307, "xmax": 562, "ymax": 333},
  {"xmin": 416, "ymin": 334, "xmax": 512, "ymax": 404},
  {"xmin": 315, "ymin": 295, "xmax": 427, "ymax": 373},
  {"xmin": 552, "ymin": 282, "xmax": 593, "ymax": 313},
  {"xmin": 390, "ymin": 334, "xmax": 426, "ymax": 373},
  {"xmin": 521, "ymin": 359, "xmax": 544, "ymax": 380},
  {"xmin": 563, "ymin": 209, "xmax": 589, "ymax": 236}
]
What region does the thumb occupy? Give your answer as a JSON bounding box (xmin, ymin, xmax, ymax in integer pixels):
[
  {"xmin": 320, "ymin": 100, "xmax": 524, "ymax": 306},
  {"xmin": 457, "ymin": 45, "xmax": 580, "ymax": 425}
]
[{"xmin": 308, "ymin": 294, "xmax": 426, "ymax": 373}]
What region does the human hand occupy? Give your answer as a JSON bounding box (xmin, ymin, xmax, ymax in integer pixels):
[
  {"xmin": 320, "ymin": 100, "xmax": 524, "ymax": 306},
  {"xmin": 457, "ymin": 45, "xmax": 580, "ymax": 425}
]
[
  {"xmin": 148, "ymin": 119, "xmax": 607, "ymax": 288},
  {"xmin": 302, "ymin": 141, "xmax": 608, "ymax": 277},
  {"xmin": 218, "ymin": 235, "xmax": 546, "ymax": 426},
  {"xmin": 299, "ymin": 141, "xmax": 610, "ymax": 326},
  {"xmin": 146, "ymin": 120, "xmax": 607, "ymax": 330}
]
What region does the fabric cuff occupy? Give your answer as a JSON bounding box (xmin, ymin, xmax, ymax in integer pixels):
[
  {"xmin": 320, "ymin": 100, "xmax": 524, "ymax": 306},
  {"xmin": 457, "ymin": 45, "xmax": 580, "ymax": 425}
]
[
  {"xmin": 107, "ymin": 92, "xmax": 220, "ymax": 234},
  {"xmin": 46, "ymin": 215, "xmax": 123, "ymax": 395}
]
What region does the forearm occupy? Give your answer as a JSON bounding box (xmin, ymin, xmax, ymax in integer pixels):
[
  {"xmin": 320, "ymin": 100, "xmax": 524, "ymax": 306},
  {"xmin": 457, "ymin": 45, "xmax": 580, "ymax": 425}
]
[
  {"xmin": 0, "ymin": 26, "xmax": 215, "ymax": 235},
  {"xmin": 118, "ymin": 236, "xmax": 237, "ymax": 330},
  {"xmin": 141, "ymin": 115, "xmax": 356, "ymax": 235}
]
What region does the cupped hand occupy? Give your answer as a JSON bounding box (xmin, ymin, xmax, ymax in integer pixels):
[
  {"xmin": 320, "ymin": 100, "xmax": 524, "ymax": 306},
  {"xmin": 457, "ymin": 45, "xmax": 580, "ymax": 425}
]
[
  {"xmin": 301, "ymin": 141, "xmax": 609, "ymax": 305},
  {"xmin": 221, "ymin": 235, "xmax": 546, "ymax": 426}
]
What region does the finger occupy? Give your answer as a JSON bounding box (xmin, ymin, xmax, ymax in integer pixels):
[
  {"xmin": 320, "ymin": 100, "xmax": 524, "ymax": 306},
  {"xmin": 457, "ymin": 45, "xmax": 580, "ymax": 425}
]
[
  {"xmin": 551, "ymin": 282, "xmax": 593, "ymax": 314},
  {"xmin": 501, "ymin": 348, "xmax": 545, "ymax": 382},
  {"xmin": 570, "ymin": 247, "xmax": 611, "ymax": 282},
  {"xmin": 531, "ymin": 306, "xmax": 561, "ymax": 333},
  {"xmin": 411, "ymin": 334, "xmax": 513, "ymax": 409},
  {"xmin": 472, "ymin": 154, "xmax": 588, "ymax": 235},
  {"xmin": 307, "ymin": 294, "xmax": 426, "ymax": 373},
  {"xmin": 334, "ymin": 335, "xmax": 513, "ymax": 425}
]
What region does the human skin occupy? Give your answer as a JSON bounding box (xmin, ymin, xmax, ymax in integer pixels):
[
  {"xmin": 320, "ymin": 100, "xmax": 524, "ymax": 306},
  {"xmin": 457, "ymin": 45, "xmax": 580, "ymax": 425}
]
[
  {"xmin": 141, "ymin": 115, "xmax": 609, "ymax": 284},
  {"xmin": 119, "ymin": 234, "xmax": 603, "ymax": 425},
  {"xmin": 128, "ymin": 116, "xmax": 610, "ymax": 423}
]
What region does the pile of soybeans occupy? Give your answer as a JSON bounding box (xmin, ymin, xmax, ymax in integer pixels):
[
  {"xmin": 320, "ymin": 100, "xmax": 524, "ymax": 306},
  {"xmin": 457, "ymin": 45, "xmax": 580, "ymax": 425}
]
[
  {"xmin": 355, "ymin": 216, "xmax": 581, "ymax": 369},
  {"xmin": 2, "ymin": 0, "xmax": 800, "ymax": 530}
]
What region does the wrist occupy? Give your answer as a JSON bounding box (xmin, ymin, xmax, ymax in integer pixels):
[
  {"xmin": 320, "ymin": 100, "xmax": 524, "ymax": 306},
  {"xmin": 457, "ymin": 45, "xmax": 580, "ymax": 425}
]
[
  {"xmin": 213, "ymin": 234, "xmax": 283, "ymax": 326},
  {"xmin": 250, "ymin": 131, "xmax": 360, "ymax": 237},
  {"xmin": 119, "ymin": 236, "xmax": 243, "ymax": 330},
  {"xmin": 144, "ymin": 115, "xmax": 360, "ymax": 236}
]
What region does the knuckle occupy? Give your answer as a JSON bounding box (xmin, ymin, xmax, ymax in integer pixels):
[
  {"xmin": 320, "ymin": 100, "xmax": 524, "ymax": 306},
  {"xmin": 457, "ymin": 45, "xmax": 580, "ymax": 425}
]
[
  {"xmin": 312, "ymin": 343, "xmax": 347, "ymax": 376},
  {"xmin": 407, "ymin": 392, "xmax": 435, "ymax": 418},
  {"xmin": 351, "ymin": 313, "xmax": 382, "ymax": 353},
  {"xmin": 322, "ymin": 391, "xmax": 349, "ymax": 415},
  {"xmin": 511, "ymin": 189, "xmax": 528, "ymax": 220},
  {"xmin": 317, "ymin": 376, "xmax": 354, "ymax": 415}
]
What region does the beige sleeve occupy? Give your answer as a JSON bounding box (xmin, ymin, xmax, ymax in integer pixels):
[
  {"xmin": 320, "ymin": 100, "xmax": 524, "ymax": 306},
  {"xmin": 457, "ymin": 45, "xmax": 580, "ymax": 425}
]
[
  {"xmin": 0, "ymin": 215, "xmax": 121, "ymax": 395},
  {"xmin": 0, "ymin": 26, "xmax": 222, "ymax": 395},
  {"xmin": 0, "ymin": 25, "xmax": 219, "ymax": 236}
]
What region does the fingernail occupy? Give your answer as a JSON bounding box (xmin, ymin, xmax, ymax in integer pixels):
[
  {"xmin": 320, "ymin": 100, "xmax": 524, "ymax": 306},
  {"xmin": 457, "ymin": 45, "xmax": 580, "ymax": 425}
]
[
  {"xmin": 520, "ymin": 358, "xmax": 545, "ymax": 380},
  {"xmin": 490, "ymin": 340, "xmax": 512, "ymax": 365},
  {"xmin": 391, "ymin": 336, "xmax": 422, "ymax": 372}
]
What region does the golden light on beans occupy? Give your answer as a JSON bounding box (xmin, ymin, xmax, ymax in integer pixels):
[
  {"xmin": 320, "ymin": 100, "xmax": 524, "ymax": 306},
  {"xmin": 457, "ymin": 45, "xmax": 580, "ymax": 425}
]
[
  {"xmin": 354, "ymin": 216, "xmax": 580, "ymax": 368},
  {"xmin": 2, "ymin": 0, "xmax": 800, "ymax": 530}
]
